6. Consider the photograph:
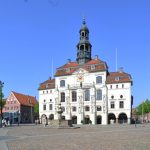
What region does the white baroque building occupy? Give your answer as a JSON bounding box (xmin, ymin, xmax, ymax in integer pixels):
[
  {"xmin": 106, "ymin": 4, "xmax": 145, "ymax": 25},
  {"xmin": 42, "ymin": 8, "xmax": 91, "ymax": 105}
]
[{"xmin": 38, "ymin": 20, "xmax": 133, "ymax": 125}]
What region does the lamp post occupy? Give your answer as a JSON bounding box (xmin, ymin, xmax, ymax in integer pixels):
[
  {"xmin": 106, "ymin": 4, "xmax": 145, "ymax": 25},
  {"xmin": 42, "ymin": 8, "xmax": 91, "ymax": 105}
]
[{"xmin": 0, "ymin": 81, "xmax": 4, "ymax": 127}]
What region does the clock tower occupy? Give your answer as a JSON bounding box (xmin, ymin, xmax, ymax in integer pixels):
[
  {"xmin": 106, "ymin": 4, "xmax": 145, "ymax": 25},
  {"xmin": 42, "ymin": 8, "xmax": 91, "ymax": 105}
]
[{"xmin": 76, "ymin": 19, "xmax": 92, "ymax": 64}]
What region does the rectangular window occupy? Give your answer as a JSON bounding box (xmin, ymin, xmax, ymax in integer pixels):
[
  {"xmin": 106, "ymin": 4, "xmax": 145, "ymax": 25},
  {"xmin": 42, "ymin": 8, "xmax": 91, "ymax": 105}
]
[
  {"xmin": 60, "ymin": 80, "xmax": 65, "ymax": 87},
  {"xmin": 96, "ymin": 89, "xmax": 102, "ymax": 100},
  {"xmin": 49, "ymin": 104, "xmax": 53, "ymax": 110},
  {"xmin": 61, "ymin": 92, "xmax": 65, "ymax": 102},
  {"xmin": 85, "ymin": 90, "xmax": 90, "ymax": 101},
  {"xmin": 110, "ymin": 85, "xmax": 112, "ymax": 89},
  {"xmin": 43, "ymin": 104, "xmax": 46, "ymax": 111},
  {"xmin": 72, "ymin": 91, "xmax": 77, "ymax": 102},
  {"xmin": 122, "ymin": 84, "xmax": 124, "ymax": 88},
  {"xmin": 96, "ymin": 76, "xmax": 102, "ymax": 84},
  {"xmin": 110, "ymin": 102, "xmax": 115, "ymax": 109},
  {"xmin": 119, "ymin": 101, "xmax": 124, "ymax": 108},
  {"xmin": 72, "ymin": 106, "xmax": 76, "ymax": 112}
]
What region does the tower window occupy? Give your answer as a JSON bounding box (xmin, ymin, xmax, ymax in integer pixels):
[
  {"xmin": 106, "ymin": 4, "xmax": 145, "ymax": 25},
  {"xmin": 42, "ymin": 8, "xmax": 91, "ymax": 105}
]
[
  {"xmin": 81, "ymin": 32, "xmax": 84, "ymax": 37},
  {"xmin": 80, "ymin": 45, "xmax": 84, "ymax": 50}
]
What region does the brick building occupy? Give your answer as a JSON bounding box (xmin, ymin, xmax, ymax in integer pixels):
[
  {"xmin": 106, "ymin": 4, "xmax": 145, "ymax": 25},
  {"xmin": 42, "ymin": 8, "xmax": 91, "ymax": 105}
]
[{"xmin": 3, "ymin": 91, "xmax": 37, "ymax": 124}]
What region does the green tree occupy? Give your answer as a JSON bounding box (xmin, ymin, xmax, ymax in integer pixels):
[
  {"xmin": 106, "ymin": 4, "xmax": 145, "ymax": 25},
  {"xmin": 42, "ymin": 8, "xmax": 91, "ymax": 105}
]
[
  {"xmin": 0, "ymin": 99, "xmax": 5, "ymax": 109},
  {"xmin": 34, "ymin": 102, "xmax": 39, "ymax": 119},
  {"xmin": 137, "ymin": 99, "xmax": 150, "ymax": 115}
]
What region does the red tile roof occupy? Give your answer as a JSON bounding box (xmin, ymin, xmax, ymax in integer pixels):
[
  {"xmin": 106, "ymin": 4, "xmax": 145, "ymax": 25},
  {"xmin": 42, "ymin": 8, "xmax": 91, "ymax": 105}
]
[
  {"xmin": 38, "ymin": 79, "xmax": 55, "ymax": 90},
  {"xmin": 106, "ymin": 72, "xmax": 132, "ymax": 84},
  {"xmin": 58, "ymin": 62, "xmax": 78, "ymax": 69},
  {"xmin": 55, "ymin": 59, "xmax": 108, "ymax": 76},
  {"xmin": 12, "ymin": 91, "xmax": 37, "ymax": 106}
]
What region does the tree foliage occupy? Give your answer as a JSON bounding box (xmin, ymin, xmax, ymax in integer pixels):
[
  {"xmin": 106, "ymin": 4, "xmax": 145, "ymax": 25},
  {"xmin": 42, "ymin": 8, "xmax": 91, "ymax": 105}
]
[
  {"xmin": 34, "ymin": 102, "xmax": 39, "ymax": 114},
  {"xmin": 137, "ymin": 99, "xmax": 150, "ymax": 115},
  {"xmin": 0, "ymin": 99, "xmax": 6, "ymax": 109}
]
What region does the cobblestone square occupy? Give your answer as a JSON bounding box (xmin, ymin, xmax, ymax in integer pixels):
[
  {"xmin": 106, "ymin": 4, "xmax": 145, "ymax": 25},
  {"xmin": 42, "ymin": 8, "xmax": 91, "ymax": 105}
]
[{"xmin": 0, "ymin": 124, "xmax": 150, "ymax": 150}]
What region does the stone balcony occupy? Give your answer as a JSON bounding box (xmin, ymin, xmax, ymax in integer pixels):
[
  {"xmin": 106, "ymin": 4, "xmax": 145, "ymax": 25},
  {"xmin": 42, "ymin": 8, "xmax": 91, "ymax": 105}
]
[{"xmin": 69, "ymin": 83, "xmax": 93, "ymax": 90}]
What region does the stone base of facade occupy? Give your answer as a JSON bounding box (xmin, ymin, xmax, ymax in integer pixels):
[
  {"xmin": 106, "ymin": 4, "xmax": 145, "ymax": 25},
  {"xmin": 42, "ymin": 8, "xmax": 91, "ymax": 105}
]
[{"xmin": 48, "ymin": 120, "xmax": 73, "ymax": 127}]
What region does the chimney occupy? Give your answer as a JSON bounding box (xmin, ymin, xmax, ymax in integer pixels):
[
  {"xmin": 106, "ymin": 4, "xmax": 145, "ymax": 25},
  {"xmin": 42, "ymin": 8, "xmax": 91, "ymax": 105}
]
[
  {"xmin": 95, "ymin": 55, "xmax": 99, "ymax": 60},
  {"xmin": 119, "ymin": 67, "xmax": 123, "ymax": 73},
  {"xmin": 67, "ymin": 59, "xmax": 71, "ymax": 64},
  {"xmin": 49, "ymin": 76, "xmax": 51, "ymax": 80}
]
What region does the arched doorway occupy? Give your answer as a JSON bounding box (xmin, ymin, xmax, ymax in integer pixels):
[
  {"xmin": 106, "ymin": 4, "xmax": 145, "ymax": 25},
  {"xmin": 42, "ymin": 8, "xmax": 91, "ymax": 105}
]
[
  {"xmin": 118, "ymin": 113, "xmax": 127, "ymax": 124},
  {"xmin": 41, "ymin": 114, "xmax": 48, "ymax": 125},
  {"xmin": 49, "ymin": 114, "xmax": 54, "ymax": 120},
  {"xmin": 108, "ymin": 113, "xmax": 116, "ymax": 124},
  {"xmin": 61, "ymin": 116, "xmax": 65, "ymax": 120},
  {"xmin": 97, "ymin": 115, "xmax": 102, "ymax": 124},
  {"xmin": 84, "ymin": 115, "xmax": 90, "ymax": 124},
  {"xmin": 72, "ymin": 116, "xmax": 77, "ymax": 124}
]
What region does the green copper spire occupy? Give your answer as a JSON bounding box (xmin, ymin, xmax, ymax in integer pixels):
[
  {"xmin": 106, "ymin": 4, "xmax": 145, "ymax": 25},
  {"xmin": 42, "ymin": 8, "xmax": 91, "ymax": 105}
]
[{"xmin": 76, "ymin": 19, "xmax": 92, "ymax": 64}]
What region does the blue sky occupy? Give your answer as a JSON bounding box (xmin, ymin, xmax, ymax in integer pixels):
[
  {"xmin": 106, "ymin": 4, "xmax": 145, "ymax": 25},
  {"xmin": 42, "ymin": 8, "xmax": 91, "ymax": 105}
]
[{"xmin": 0, "ymin": 0, "xmax": 150, "ymax": 107}]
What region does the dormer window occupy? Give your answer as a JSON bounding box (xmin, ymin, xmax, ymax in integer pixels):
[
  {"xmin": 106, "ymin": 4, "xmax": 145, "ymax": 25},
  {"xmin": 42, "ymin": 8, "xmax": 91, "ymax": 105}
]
[
  {"xmin": 46, "ymin": 84, "xmax": 49, "ymax": 89},
  {"xmin": 115, "ymin": 76, "xmax": 120, "ymax": 81},
  {"xmin": 91, "ymin": 65, "xmax": 95, "ymax": 70},
  {"xmin": 60, "ymin": 80, "xmax": 65, "ymax": 87},
  {"xmin": 66, "ymin": 68, "xmax": 70, "ymax": 73}
]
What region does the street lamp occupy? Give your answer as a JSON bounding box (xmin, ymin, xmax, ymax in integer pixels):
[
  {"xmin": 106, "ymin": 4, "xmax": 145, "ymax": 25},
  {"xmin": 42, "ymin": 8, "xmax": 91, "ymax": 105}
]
[{"xmin": 0, "ymin": 81, "xmax": 4, "ymax": 127}]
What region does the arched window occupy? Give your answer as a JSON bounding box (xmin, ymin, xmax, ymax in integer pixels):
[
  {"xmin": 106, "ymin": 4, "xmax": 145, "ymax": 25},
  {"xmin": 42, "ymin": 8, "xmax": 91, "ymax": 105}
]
[
  {"xmin": 85, "ymin": 89, "xmax": 90, "ymax": 101},
  {"xmin": 72, "ymin": 91, "xmax": 77, "ymax": 102},
  {"xmin": 80, "ymin": 45, "xmax": 84, "ymax": 50},
  {"xmin": 85, "ymin": 106, "xmax": 90, "ymax": 111},
  {"xmin": 96, "ymin": 89, "xmax": 102, "ymax": 100},
  {"xmin": 61, "ymin": 92, "xmax": 65, "ymax": 102},
  {"xmin": 96, "ymin": 76, "xmax": 102, "ymax": 84},
  {"xmin": 81, "ymin": 32, "xmax": 84, "ymax": 37},
  {"xmin": 60, "ymin": 80, "xmax": 65, "ymax": 87}
]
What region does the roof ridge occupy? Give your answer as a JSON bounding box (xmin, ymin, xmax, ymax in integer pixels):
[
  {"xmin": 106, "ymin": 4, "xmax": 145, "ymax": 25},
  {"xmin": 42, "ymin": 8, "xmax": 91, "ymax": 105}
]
[{"xmin": 12, "ymin": 91, "xmax": 35, "ymax": 99}]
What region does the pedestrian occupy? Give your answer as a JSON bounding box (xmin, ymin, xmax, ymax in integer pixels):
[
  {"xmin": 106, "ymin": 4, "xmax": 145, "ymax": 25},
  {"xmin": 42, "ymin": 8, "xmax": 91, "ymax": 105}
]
[{"xmin": 135, "ymin": 119, "xmax": 136, "ymax": 127}]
